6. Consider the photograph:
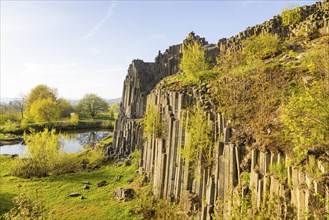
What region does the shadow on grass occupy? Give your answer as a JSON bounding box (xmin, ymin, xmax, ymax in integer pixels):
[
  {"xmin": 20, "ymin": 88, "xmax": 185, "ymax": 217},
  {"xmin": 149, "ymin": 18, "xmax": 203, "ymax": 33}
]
[{"xmin": 0, "ymin": 192, "xmax": 16, "ymax": 218}]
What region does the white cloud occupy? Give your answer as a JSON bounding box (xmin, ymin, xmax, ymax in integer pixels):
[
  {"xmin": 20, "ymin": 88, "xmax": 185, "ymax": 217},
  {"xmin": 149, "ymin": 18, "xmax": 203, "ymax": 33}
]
[{"xmin": 81, "ymin": 0, "xmax": 117, "ymax": 39}]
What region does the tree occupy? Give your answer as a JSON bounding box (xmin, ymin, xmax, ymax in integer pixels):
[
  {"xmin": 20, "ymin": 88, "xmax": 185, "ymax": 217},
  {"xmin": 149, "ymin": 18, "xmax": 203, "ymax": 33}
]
[
  {"xmin": 29, "ymin": 98, "xmax": 60, "ymax": 123},
  {"xmin": 179, "ymin": 40, "xmax": 211, "ymax": 83},
  {"xmin": 58, "ymin": 98, "xmax": 74, "ymax": 118},
  {"xmin": 77, "ymin": 93, "xmax": 108, "ymax": 118},
  {"xmin": 25, "ymin": 85, "xmax": 59, "ymax": 123},
  {"xmin": 26, "ymin": 84, "xmax": 57, "ymax": 112},
  {"xmin": 13, "ymin": 93, "xmax": 26, "ymax": 120}
]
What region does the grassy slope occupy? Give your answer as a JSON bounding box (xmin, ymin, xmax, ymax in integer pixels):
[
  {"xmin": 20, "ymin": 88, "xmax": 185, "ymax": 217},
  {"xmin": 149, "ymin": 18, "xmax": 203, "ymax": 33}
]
[{"xmin": 0, "ymin": 155, "xmax": 139, "ymax": 220}]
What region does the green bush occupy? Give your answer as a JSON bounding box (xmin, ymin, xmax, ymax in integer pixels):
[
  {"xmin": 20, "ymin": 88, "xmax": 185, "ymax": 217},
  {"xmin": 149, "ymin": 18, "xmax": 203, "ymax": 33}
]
[
  {"xmin": 243, "ymin": 33, "xmax": 281, "ymax": 59},
  {"xmin": 269, "ymin": 163, "xmax": 287, "ymax": 182},
  {"xmin": 52, "ymin": 152, "xmax": 82, "ymax": 175},
  {"xmin": 143, "ymin": 104, "xmax": 164, "ymax": 139},
  {"xmin": 180, "ymin": 40, "xmax": 212, "ymax": 83},
  {"xmin": 4, "ymin": 120, "xmax": 18, "ymax": 132},
  {"xmin": 180, "ymin": 106, "xmax": 214, "ymax": 168},
  {"xmin": 12, "ymin": 129, "xmax": 60, "ymax": 177},
  {"xmin": 101, "ymin": 120, "xmax": 114, "ymax": 128},
  {"xmin": 80, "ymin": 147, "xmax": 107, "ymax": 167},
  {"xmin": 70, "ymin": 113, "xmax": 79, "ymax": 126},
  {"xmin": 281, "ymin": 86, "xmax": 329, "ymax": 163},
  {"xmin": 281, "ymin": 7, "xmax": 302, "ymax": 26},
  {"xmin": 20, "ymin": 119, "xmax": 28, "ymax": 129}
]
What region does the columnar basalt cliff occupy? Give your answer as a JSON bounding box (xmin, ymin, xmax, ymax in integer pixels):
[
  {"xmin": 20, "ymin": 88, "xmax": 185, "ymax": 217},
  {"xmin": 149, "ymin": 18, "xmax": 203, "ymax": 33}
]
[{"xmin": 112, "ymin": 1, "xmax": 329, "ymax": 219}]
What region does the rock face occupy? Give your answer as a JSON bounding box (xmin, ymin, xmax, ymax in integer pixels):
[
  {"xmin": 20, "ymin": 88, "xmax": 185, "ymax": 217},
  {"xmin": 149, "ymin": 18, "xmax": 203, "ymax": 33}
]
[{"xmin": 112, "ymin": 1, "xmax": 329, "ymax": 219}]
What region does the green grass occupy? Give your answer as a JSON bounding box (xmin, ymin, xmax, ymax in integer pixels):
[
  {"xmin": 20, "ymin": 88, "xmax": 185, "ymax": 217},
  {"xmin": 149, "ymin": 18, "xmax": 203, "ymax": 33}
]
[
  {"xmin": 0, "ymin": 152, "xmax": 140, "ymax": 220},
  {"xmin": 0, "ymin": 133, "xmax": 21, "ymax": 141}
]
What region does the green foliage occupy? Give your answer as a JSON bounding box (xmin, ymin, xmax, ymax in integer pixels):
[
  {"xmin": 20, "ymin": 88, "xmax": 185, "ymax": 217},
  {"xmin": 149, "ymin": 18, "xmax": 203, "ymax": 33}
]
[
  {"xmin": 305, "ymin": 156, "xmax": 322, "ymax": 180},
  {"xmin": 180, "ymin": 106, "xmax": 214, "ymax": 167},
  {"xmin": 109, "ymin": 102, "xmax": 120, "ymax": 119},
  {"xmin": 4, "ymin": 120, "xmax": 18, "ymax": 132},
  {"xmin": 180, "ymin": 40, "xmax": 212, "ymax": 83},
  {"xmin": 2, "ymin": 189, "xmax": 49, "ymax": 220},
  {"xmin": 52, "ymin": 152, "xmax": 82, "ymax": 175},
  {"xmin": 0, "ymin": 151, "xmax": 140, "ymax": 220},
  {"xmin": 0, "ymin": 112, "xmax": 20, "ymax": 125},
  {"xmin": 143, "ymin": 104, "xmax": 164, "ymax": 139},
  {"xmin": 269, "ymin": 162, "xmax": 287, "ymax": 181},
  {"xmin": 81, "ymin": 147, "xmax": 107, "ymax": 167},
  {"xmin": 281, "ymin": 7, "xmax": 302, "ymax": 26},
  {"xmin": 281, "ymin": 86, "xmax": 329, "ymax": 163},
  {"xmin": 58, "ymin": 98, "xmax": 74, "ymax": 118},
  {"xmin": 243, "ymin": 33, "xmax": 281, "ymax": 59},
  {"xmin": 20, "ymin": 119, "xmax": 28, "ymax": 129},
  {"xmin": 100, "ymin": 120, "xmax": 114, "ymax": 128},
  {"xmin": 29, "ymin": 98, "xmax": 60, "ymax": 124},
  {"xmin": 69, "ymin": 113, "xmax": 79, "ymax": 126},
  {"xmin": 133, "ymin": 184, "xmax": 157, "ymax": 219},
  {"xmin": 25, "ymin": 84, "xmax": 57, "ymax": 113},
  {"xmin": 12, "ymin": 129, "xmax": 61, "ymax": 177},
  {"xmin": 213, "ymin": 185, "xmax": 296, "ymax": 220},
  {"xmin": 77, "ymin": 93, "xmax": 109, "ymax": 118}
]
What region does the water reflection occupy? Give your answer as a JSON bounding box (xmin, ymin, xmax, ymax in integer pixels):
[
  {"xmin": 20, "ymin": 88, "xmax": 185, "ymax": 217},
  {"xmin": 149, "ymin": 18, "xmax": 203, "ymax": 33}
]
[{"xmin": 0, "ymin": 130, "xmax": 111, "ymax": 156}]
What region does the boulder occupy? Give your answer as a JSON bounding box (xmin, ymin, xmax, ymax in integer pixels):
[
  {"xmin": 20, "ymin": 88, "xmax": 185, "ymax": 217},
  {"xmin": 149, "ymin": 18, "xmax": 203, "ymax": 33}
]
[
  {"xmin": 97, "ymin": 180, "xmax": 107, "ymax": 187},
  {"xmin": 69, "ymin": 192, "xmax": 80, "ymax": 197},
  {"xmin": 114, "ymin": 188, "xmax": 135, "ymax": 201}
]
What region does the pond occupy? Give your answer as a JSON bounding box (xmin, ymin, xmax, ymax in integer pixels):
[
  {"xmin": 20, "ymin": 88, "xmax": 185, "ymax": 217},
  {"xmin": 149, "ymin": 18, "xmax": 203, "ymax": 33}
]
[{"xmin": 0, "ymin": 130, "xmax": 111, "ymax": 156}]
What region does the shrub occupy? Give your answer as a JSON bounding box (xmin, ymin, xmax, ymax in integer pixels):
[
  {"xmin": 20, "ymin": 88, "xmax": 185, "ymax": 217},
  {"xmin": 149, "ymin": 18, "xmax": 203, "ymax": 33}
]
[
  {"xmin": 243, "ymin": 33, "xmax": 281, "ymax": 59},
  {"xmin": 80, "ymin": 147, "xmax": 107, "ymax": 167},
  {"xmin": 4, "ymin": 120, "xmax": 18, "ymax": 132},
  {"xmin": 52, "ymin": 152, "xmax": 82, "ymax": 175},
  {"xmin": 281, "ymin": 7, "xmax": 302, "ymax": 26},
  {"xmin": 20, "ymin": 119, "xmax": 28, "ymax": 129},
  {"xmin": 12, "ymin": 129, "xmax": 60, "ymax": 177},
  {"xmin": 70, "ymin": 113, "xmax": 79, "ymax": 126},
  {"xmin": 281, "ymin": 87, "xmax": 329, "ymax": 163},
  {"xmin": 101, "ymin": 120, "xmax": 114, "ymax": 128},
  {"xmin": 143, "ymin": 104, "xmax": 164, "ymax": 139},
  {"xmin": 180, "ymin": 106, "xmax": 214, "ymax": 168},
  {"xmin": 180, "ymin": 40, "xmax": 212, "ymax": 83},
  {"xmin": 269, "ymin": 162, "xmax": 287, "ymax": 182}
]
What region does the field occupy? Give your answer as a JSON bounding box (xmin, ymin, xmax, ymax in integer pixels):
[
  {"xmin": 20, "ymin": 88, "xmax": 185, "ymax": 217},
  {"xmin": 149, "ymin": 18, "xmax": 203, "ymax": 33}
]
[{"xmin": 0, "ymin": 153, "xmax": 140, "ymax": 220}]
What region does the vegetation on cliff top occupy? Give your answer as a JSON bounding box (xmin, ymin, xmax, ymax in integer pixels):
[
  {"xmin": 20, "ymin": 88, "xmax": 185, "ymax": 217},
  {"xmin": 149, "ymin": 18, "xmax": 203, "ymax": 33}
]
[{"xmin": 161, "ymin": 29, "xmax": 329, "ymax": 166}]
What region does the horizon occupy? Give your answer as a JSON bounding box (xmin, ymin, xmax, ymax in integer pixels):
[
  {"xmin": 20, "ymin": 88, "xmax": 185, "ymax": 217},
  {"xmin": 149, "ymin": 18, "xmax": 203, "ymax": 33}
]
[{"xmin": 1, "ymin": 0, "xmax": 317, "ymax": 100}]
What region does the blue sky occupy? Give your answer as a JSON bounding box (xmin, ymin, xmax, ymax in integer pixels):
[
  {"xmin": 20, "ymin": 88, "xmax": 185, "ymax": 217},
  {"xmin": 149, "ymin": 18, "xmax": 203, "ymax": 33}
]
[{"xmin": 1, "ymin": 0, "xmax": 317, "ymax": 99}]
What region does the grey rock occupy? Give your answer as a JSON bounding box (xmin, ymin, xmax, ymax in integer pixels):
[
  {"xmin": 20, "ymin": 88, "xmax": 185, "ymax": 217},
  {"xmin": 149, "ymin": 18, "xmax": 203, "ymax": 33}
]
[
  {"xmin": 69, "ymin": 192, "xmax": 80, "ymax": 197},
  {"xmin": 83, "ymin": 184, "xmax": 90, "ymax": 190},
  {"xmin": 97, "ymin": 180, "xmax": 107, "ymax": 187},
  {"xmin": 127, "ymin": 178, "xmax": 134, "ymax": 183},
  {"xmin": 114, "ymin": 188, "xmax": 135, "ymax": 201}
]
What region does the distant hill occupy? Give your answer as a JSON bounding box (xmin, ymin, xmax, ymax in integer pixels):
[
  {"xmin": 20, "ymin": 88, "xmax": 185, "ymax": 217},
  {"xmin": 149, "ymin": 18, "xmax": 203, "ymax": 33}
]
[{"xmin": 106, "ymin": 97, "xmax": 121, "ymax": 105}]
